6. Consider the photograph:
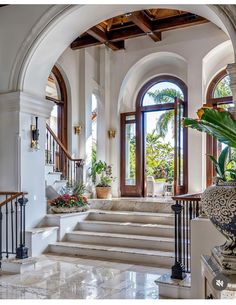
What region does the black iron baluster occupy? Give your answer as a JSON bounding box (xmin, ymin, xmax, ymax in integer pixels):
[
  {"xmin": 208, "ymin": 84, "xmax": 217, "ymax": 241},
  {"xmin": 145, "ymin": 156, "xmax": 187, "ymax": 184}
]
[
  {"xmin": 182, "ymin": 200, "xmax": 186, "ymax": 271},
  {"xmin": 196, "ymin": 201, "xmax": 199, "ymax": 217},
  {"xmin": 171, "ymin": 200, "xmax": 186, "ymax": 280},
  {"xmin": 52, "ymin": 139, "xmax": 55, "ymax": 168},
  {"xmin": 6, "ymin": 197, "xmax": 9, "ymax": 258},
  {"xmin": 16, "ymin": 196, "xmax": 28, "ymax": 259},
  {"xmin": 46, "ymin": 130, "xmax": 49, "ymax": 164},
  {"xmin": 11, "ymin": 199, "xmax": 14, "ymax": 254},
  {"xmin": 186, "ymin": 200, "xmax": 189, "ymax": 273},
  {"xmin": 15, "ymin": 200, "xmax": 18, "ymax": 254},
  {"xmin": 73, "ymin": 162, "xmax": 76, "ymax": 183},
  {"xmin": 0, "ymin": 206, "xmax": 2, "ymax": 265},
  {"xmin": 49, "ymin": 134, "xmax": 52, "ymax": 164}
]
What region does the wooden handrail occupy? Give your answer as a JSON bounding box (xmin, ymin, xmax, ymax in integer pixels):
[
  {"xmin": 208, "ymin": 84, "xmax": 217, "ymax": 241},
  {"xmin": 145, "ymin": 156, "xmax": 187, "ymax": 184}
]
[
  {"xmin": 46, "ymin": 123, "xmax": 82, "ymax": 163},
  {"xmin": 0, "ymin": 192, "xmax": 28, "ymax": 207},
  {"xmin": 172, "ymin": 193, "xmax": 202, "ymax": 202}
]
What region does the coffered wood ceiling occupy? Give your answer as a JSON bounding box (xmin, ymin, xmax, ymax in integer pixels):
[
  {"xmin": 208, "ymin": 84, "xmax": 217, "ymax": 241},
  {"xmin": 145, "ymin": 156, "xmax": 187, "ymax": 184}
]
[{"xmin": 71, "ymin": 9, "xmax": 209, "ymax": 51}]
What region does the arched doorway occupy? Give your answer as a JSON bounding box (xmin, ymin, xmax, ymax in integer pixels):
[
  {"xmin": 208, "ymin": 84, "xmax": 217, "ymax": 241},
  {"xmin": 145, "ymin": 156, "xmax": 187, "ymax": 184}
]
[
  {"xmin": 120, "ymin": 76, "xmax": 188, "ymax": 197},
  {"xmin": 45, "ymin": 65, "xmax": 68, "ymax": 148},
  {"xmin": 205, "ymin": 69, "xmax": 233, "ymax": 187}
]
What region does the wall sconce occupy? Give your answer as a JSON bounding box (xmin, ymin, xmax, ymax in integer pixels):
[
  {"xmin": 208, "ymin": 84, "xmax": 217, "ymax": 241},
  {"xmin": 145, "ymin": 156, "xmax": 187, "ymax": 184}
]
[
  {"xmin": 108, "ymin": 129, "xmax": 116, "ymax": 139},
  {"xmin": 74, "ymin": 125, "xmax": 82, "ymax": 135},
  {"xmin": 31, "ymin": 117, "xmax": 40, "ymax": 150}
]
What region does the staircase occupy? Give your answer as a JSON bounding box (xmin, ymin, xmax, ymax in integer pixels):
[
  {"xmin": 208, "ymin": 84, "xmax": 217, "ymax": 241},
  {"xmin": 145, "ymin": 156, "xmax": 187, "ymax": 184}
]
[
  {"xmin": 47, "ymin": 209, "xmax": 176, "ymax": 267},
  {"xmin": 45, "ymin": 124, "xmax": 84, "ymax": 199}
]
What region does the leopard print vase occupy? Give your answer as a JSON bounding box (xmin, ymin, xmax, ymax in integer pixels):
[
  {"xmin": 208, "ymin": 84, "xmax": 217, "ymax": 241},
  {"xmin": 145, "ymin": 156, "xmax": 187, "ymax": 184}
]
[{"xmin": 202, "ymin": 180, "xmax": 236, "ymax": 255}]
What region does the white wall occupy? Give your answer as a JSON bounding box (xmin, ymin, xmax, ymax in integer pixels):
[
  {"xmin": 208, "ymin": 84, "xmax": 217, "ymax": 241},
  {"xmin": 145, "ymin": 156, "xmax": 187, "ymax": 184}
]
[{"xmin": 54, "ymin": 21, "xmax": 233, "ymax": 196}]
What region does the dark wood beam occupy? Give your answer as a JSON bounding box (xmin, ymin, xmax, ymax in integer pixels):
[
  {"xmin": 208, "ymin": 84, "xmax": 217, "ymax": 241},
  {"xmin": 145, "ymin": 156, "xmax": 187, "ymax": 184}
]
[
  {"xmin": 87, "ymin": 26, "xmax": 125, "ymax": 51},
  {"xmin": 71, "ymin": 12, "xmax": 208, "ymax": 51},
  {"xmin": 152, "ymin": 13, "xmax": 208, "ymax": 32},
  {"xmin": 70, "ymin": 35, "xmax": 102, "ymax": 50},
  {"xmin": 130, "ymin": 11, "xmax": 161, "ymax": 42}
]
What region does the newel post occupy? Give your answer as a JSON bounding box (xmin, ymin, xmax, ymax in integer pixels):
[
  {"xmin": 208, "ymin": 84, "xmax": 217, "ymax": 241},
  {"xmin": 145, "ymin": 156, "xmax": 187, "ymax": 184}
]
[
  {"xmin": 16, "ymin": 196, "xmax": 29, "ymax": 259},
  {"xmin": 171, "ymin": 200, "xmax": 186, "ymax": 280}
]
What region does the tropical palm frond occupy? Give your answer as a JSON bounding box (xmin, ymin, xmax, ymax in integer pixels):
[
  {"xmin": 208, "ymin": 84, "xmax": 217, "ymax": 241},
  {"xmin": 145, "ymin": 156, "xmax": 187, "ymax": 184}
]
[{"xmin": 147, "ymin": 88, "xmax": 183, "ymax": 104}]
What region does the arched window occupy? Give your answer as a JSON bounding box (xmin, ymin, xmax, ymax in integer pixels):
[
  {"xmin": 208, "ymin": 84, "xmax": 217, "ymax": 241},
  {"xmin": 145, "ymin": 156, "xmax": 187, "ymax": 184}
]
[
  {"xmin": 46, "ymin": 66, "xmax": 68, "ymax": 147},
  {"xmin": 120, "ymin": 75, "xmax": 188, "ymax": 197},
  {"xmin": 206, "ymin": 69, "xmax": 233, "ymax": 187}
]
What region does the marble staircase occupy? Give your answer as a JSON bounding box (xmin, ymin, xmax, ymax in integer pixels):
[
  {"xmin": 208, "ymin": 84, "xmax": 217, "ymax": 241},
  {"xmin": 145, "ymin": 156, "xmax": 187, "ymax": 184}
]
[{"xmin": 47, "ymin": 209, "xmax": 177, "ymax": 267}]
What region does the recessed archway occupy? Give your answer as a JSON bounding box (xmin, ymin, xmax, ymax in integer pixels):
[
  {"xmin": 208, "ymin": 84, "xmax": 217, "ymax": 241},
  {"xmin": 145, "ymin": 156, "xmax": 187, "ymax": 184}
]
[{"xmin": 7, "ymin": 4, "xmax": 236, "ymax": 99}]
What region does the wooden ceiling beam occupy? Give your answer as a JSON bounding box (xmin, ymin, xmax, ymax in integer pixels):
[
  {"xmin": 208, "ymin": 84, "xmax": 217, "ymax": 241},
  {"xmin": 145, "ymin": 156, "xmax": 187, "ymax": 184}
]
[
  {"xmin": 71, "ymin": 12, "xmax": 209, "ymax": 51},
  {"xmin": 70, "ymin": 35, "xmax": 102, "ymax": 50},
  {"xmin": 130, "ymin": 11, "xmax": 161, "ymax": 42},
  {"xmin": 152, "ymin": 13, "xmax": 208, "ymax": 32},
  {"xmin": 87, "ymin": 26, "xmax": 125, "ymax": 51}
]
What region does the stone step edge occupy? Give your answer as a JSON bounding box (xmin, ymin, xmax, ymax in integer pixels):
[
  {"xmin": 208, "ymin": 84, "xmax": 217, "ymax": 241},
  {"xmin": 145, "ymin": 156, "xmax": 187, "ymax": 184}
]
[
  {"xmin": 49, "ymin": 241, "xmax": 176, "ymax": 258},
  {"xmin": 68, "ymin": 230, "xmax": 176, "ymax": 243},
  {"xmin": 80, "ymin": 220, "xmax": 174, "ymax": 229}
]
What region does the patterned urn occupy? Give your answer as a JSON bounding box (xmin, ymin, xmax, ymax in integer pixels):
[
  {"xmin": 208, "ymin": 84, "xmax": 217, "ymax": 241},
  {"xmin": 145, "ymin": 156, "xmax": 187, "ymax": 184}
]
[{"xmin": 202, "ymin": 180, "xmax": 236, "ymax": 256}]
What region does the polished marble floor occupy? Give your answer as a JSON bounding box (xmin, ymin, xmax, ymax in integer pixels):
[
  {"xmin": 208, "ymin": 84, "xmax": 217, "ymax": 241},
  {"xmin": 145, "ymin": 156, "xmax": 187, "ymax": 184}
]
[{"xmin": 0, "ymin": 254, "xmax": 169, "ymax": 299}]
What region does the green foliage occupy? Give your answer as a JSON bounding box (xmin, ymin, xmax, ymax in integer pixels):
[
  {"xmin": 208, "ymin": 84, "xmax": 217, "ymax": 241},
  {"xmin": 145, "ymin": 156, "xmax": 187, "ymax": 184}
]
[
  {"xmin": 148, "ymin": 88, "xmax": 183, "ymax": 138},
  {"xmin": 214, "ymin": 76, "xmax": 232, "ymax": 98},
  {"xmin": 90, "ymin": 160, "xmax": 115, "ymax": 187},
  {"xmin": 145, "ymin": 131, "xmax": 174, "ymax": 182},
  {"xmin": 73, "ymin": 182, "xmax": 86, "ymax": 197},
  {"xmin": 208, "ymin": 147, "xmax": 229, "ymax": 181},
  {"xmin": 183, "ymin": 108, "xmax": 236, "ymax": 148}
]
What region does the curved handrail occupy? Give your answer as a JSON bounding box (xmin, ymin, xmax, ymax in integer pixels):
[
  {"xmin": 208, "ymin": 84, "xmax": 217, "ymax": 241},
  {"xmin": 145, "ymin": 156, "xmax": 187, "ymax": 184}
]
[
  {"xmin": 0, "ymin": 192, "xmax": 28, "ymax": 207},
  {"xmin": 172, "ymin": 193, "xmax": 202, "ymax": 202},
  {"xmin": 46, "ymin": 123, "xmax": 83, "ymax": 163}
]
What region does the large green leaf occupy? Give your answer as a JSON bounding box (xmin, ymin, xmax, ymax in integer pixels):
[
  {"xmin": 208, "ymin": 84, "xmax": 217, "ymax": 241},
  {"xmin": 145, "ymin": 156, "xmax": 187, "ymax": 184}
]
[
  {"xmin": 218, "ymin": 146, "xmax": 229, "ymax": 176},
  {"xmin": 183, "ymin": 109, "xmax": 236, "ymax": 148}
]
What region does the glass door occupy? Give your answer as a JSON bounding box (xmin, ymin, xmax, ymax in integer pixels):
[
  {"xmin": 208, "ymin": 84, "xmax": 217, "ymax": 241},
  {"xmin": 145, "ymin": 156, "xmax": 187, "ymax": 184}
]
[
  {"xmin": 174, "ymin": 97, "xmax": 188, "ymax": 195},
  {"xmin": 120, "ymin": 113, "xmax": 142, "ymax": 196}
]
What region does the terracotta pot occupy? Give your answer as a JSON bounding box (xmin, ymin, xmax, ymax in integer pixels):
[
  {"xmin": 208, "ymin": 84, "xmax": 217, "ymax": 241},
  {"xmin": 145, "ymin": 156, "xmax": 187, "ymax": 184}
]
[
  {"xmin": 202, "ymin": 180, "xmax": 236, "ymax": 255},
  {"xmin": 96, "ymin": 186, "xmax": 112, "ymax": 199}
]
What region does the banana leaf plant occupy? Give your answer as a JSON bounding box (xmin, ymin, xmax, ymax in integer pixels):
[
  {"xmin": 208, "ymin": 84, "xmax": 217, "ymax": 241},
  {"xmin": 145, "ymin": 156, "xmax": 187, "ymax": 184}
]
[
  {"xmin": 183, "ymin": 107, "xmax": 236, "ymax": 148},
  {"xmin": 183, "ymin": 107, "xmax": 236, "ymax": 181}
]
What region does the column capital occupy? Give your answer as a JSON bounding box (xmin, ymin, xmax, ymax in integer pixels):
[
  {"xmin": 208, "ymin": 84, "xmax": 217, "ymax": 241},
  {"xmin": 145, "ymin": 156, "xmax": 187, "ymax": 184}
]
[{"xmin": 0, "ymin": 91, "xmax": 54, "ymax": 118}]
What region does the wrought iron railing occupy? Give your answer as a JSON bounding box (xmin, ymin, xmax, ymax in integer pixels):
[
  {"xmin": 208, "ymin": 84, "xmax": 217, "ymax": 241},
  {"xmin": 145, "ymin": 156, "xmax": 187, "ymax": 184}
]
[
  {"xmin": 0, "ymin": 192, "xmax": 29, "ymax": 266},
  {"xmin": 171, "ymin": 193, "xmax": 202, "ymax": 279},
  {"xmin": 46, "ymin": 124, "xmax": 84, "ymax": 185}
]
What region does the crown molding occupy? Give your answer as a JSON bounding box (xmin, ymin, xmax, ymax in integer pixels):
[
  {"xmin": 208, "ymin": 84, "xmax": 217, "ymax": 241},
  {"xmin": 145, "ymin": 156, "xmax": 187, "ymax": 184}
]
[{"xmin": 0, "ymin": 91, "xmax": 54, "ymax": 118}]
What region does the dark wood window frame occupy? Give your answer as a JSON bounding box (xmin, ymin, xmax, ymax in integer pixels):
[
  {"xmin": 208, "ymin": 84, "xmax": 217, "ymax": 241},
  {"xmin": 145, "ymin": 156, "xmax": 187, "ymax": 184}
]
[
  {"xmin": 46, "ymin": 65, "xmax": 68, "ymax": 148},
  {"xmin": 205, "ymin": 69, "xmax": 233, "ymax": 187},
  {"xmin": 120, "ymin": 75, "xmax": 188, "ymax": 197}
]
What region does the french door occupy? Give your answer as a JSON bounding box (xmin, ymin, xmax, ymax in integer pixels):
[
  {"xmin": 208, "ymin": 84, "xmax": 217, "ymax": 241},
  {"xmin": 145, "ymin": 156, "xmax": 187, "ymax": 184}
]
[{"xmin": 120, "ymin": 97, "xmax": 188, "ymax": 197}]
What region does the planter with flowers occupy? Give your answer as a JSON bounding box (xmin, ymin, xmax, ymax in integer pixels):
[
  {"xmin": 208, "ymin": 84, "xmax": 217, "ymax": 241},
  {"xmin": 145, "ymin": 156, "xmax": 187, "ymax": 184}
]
[
  {"xmin": 91, "ymin": 160, "xmax": 115, "ymax": 199},
  {"xmin": 183, "ymin": 106, "xmax": 236, "ymax": 257},
  {"xmin": 49, "ymin": 182, "xmax": 89, "ymax": 213}
]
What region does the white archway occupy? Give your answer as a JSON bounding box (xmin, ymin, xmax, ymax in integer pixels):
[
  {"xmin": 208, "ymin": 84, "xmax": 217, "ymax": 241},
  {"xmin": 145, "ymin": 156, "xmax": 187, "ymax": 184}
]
[
  {"xmin": 117, "ymin": 51, "xmax": 187, "ymax": 113},
  {"xmin": 6, "ymin": 4, "xmax": 236, "ymax": 99}
]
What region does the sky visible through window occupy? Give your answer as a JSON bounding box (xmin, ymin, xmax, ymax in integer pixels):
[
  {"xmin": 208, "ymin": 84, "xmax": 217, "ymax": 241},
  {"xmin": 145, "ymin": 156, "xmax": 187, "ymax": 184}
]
[{"xmin": 144, "ymin": 82, "xmax": 183, "ymax": 145}]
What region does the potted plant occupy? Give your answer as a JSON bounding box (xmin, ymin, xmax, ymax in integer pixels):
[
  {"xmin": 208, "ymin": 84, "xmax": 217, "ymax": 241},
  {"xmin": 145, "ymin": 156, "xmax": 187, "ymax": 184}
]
[
  {"xmin": 183, "ymin": 106, "xmax": 236, "ymax": 256},
  {"xmin": 91, "ymin": 160, "xmax": 115, "ymax": 199},
  {"xmin": 49, "ymin": 182, "xmax": 89, "ymax": 213}
]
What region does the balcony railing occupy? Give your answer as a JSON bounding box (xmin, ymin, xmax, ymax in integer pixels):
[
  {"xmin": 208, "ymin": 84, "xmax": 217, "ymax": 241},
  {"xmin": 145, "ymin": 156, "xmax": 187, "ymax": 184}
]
[
  {"xmin": 0, "ymin": 192, "xmax": 29, "ymax": 267},
  {"xmin": 171, "ymin": 193, "xmax": 202, "ymax": 279}
]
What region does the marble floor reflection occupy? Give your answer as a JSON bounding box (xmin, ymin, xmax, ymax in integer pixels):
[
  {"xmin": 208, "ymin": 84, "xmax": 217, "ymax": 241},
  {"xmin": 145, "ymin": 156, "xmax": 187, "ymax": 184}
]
[{"xmin": 0, "ymin": 254, "xmax": 168, "ymax": 299}]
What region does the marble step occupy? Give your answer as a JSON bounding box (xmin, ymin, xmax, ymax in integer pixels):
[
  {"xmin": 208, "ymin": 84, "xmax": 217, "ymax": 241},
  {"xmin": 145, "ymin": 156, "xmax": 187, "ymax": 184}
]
[
  {"xmin": 77, "ymin": 220, "xmax": 174, "ymax": 237},
  {"xmin": 87, "ymin": 210, "xmax": 174, "ymax": 225},
  {"xmin": 48, "ymin": 241, "xmax": 175, "ymax": 267},
  {"xmin": 66, "ymin": 230, "xmax": 175, "ymax": 251},
  {"xmin": 155, "ymin": 273, "xmax": 191, "ymax": 299}
]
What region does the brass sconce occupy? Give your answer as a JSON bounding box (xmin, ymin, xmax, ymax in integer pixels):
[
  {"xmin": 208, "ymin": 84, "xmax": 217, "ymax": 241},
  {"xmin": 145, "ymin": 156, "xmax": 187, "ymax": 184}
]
[
  {"xmin": 108, "ymin": 129, "xmax": 116, "ymax": 139},
  {"xmin": 31, "ymin": 117, "xmax": 40, "ymax": 150},
  {"xmin": 74, "ymin": 125, "xmax": 82, "ymax": 135}
]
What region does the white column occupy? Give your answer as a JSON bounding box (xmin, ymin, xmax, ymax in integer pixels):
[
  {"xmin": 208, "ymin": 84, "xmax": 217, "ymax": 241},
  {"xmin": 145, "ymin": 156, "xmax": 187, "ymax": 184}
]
[
  {"xmin": 187, "ymin": 58, "xmax": 205, "ymax": 192},
  {"xmin": 0, "ymin": 91, "xmax": 53, "ymax": 229},
  {"xmin": 227, "ymin": 63, "xmax": 236, "ymax": 118}
]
